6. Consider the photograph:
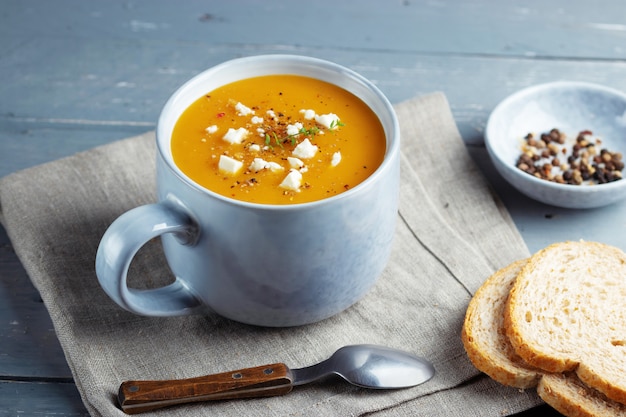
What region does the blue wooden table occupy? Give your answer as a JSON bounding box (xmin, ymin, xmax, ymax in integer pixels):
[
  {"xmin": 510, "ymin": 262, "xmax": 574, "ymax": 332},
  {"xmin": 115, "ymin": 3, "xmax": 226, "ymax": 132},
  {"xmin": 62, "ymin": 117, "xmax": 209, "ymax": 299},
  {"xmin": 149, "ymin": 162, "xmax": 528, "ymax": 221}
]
[{"xmin": 2, "ymin": 1, "xmax": 626, "ymax": 415}]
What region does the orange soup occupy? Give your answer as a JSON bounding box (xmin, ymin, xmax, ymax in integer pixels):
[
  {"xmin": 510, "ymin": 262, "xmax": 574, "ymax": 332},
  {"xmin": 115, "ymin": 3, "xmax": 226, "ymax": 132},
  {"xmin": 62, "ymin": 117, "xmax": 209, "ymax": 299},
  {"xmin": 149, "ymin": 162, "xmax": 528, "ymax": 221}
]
[{"xmin": 171, "ymin": 75, "xmax": 386, "ymax": 204}]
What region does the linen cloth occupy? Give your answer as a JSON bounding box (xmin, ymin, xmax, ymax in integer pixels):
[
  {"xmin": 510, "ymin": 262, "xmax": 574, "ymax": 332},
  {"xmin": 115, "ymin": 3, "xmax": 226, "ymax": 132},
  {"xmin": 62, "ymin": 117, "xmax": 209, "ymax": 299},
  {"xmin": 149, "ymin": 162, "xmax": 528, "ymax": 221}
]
[{"xmin": 0, "ymin": 93, "xmax": 542, "ymax": 416}]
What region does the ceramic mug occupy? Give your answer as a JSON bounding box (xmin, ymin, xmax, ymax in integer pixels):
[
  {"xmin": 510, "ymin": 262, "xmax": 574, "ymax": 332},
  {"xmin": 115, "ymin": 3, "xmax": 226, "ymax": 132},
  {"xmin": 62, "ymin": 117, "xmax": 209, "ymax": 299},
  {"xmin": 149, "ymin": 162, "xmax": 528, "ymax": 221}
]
[{"xmin": 95, "ymin": 55, "xmax": 400, "ymax": 327}]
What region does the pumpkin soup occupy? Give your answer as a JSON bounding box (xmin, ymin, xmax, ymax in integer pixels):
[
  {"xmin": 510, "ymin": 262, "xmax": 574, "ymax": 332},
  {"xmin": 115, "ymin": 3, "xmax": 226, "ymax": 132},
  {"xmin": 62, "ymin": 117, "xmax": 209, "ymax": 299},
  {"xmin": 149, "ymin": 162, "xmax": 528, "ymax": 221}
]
[{"xmin": 171, "ymin": 74, "xmax": 386, "ymax": 204}]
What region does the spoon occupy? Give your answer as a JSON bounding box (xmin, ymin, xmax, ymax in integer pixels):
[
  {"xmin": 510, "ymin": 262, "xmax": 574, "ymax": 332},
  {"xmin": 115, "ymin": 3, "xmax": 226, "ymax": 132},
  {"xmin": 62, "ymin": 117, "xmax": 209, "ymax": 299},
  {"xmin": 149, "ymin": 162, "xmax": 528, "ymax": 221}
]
[{"xmin": 118, "ymin": 344, "xmax": 435, "ymax": 414}]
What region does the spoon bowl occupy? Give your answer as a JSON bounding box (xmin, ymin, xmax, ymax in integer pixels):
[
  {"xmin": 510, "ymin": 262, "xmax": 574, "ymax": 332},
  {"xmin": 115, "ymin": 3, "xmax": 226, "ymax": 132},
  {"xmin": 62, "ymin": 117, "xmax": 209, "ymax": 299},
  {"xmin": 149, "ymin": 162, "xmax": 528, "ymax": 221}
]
[{"xmin": 291, "ymin": 344, "xmax": 435, "ymax": 389}]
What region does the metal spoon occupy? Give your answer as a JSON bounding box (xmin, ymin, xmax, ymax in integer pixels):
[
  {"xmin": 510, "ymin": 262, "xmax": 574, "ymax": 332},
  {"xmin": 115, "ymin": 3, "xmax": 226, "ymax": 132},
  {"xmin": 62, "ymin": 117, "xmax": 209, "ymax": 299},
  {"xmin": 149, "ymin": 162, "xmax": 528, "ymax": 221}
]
[{"xmin": 118, "ymin": 344, "xmax": 435, "ymax": 414}]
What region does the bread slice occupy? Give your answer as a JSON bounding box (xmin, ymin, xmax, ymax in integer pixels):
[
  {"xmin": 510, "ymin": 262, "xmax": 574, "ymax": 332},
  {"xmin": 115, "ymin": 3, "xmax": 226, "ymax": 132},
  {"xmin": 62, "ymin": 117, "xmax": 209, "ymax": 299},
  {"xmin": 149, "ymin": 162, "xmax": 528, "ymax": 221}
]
[
  {"xmin": 462, "ymin": 259, "xmax": 542, "ymax": 388},
  {"xmin": 505, "ymin": 241, "xmax": 626, "ymax": 405},
  {"xmin": 462, "ymin": 256, "xmax": 626, "ymax": 416},
  {"xmin": 538, "ymin": 373, "xmax": 626, "ymax": 417}
]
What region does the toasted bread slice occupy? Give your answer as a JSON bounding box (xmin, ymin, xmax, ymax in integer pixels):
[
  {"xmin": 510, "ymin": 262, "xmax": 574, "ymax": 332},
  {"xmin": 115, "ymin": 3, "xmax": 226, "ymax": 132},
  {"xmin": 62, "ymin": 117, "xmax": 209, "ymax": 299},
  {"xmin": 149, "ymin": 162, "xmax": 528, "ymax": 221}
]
[
  {"xmin": 462, "ymin": 259, "xmax": 542, "ymax": 388},
  {"xmin": 505, "ymin": 241, "xmax": 626, "ymax": 405},
  {"xmin": 538, "ymin": 373, "xmax": 626, "ymax": 417}
]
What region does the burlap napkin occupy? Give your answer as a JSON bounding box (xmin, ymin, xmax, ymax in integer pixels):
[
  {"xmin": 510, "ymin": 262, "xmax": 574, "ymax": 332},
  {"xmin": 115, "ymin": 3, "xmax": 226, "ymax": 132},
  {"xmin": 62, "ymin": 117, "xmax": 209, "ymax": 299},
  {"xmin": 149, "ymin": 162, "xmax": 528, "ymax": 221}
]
[{"xmin": 0, "ymin": 93, "xmax": 542, "ymax": 416}]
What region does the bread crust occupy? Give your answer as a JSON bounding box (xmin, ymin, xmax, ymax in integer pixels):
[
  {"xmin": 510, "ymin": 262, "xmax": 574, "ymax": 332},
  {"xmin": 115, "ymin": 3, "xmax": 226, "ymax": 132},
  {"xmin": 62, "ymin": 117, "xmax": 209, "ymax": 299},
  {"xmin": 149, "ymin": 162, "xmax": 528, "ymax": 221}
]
[
  {"xmin": 538, "ymin": 373, "xmax": 626, "ymax": 417},
  {"xmin": 578, "ymin": 363, "xmax": 626, "ymax": 408},
  {"xmin": 462, "ymin": 259, "xmax": 542, "ymax": 388}
]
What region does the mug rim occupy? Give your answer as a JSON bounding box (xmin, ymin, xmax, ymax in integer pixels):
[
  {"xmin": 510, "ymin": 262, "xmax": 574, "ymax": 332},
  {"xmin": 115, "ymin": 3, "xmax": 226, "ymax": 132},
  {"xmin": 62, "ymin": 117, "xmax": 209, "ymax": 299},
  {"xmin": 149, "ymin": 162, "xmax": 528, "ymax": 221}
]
[{"xmin": 156, "ymin": 54, "xmax": 400, "ymax": 209}]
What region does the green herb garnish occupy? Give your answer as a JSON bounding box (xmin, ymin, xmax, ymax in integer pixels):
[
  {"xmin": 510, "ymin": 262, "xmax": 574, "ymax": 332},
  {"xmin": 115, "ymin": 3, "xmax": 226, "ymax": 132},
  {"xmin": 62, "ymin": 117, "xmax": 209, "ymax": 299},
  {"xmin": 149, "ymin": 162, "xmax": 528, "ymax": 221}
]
[
  {"xmin": 263, "ymin": 120, "xmax": 343, "ymax": 149},
  {"xmin": 264, "ymin": 131, "xmax": 285, "ymax": 149},
  {"xmin": 329, "ymin": 119, "xmax": 345, "ymax": 131}
]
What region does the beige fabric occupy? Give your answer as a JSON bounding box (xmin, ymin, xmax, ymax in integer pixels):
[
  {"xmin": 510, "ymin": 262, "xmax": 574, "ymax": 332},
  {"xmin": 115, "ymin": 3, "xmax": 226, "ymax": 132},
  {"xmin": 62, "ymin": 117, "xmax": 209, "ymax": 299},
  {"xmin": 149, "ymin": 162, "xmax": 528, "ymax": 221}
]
[{"xmin": 0, "ymin": 93, "xmax": 541, "ymax": 416}]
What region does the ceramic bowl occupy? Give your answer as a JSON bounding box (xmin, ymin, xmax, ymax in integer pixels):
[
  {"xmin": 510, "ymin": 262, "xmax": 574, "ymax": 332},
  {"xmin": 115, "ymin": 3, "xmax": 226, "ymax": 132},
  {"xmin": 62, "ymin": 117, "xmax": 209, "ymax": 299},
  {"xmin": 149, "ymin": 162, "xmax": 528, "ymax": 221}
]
[{"xmin": 485, "ymin": 81, "xmax": 626, "ymax": 209}]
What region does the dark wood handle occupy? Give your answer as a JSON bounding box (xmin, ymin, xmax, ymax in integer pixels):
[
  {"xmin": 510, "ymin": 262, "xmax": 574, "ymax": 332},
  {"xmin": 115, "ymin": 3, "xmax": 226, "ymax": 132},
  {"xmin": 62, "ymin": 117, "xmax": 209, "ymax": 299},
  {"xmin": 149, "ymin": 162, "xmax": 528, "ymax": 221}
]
[{"xmin": 118, "ymin": 363, "xmax": 293, "ymax": 414}]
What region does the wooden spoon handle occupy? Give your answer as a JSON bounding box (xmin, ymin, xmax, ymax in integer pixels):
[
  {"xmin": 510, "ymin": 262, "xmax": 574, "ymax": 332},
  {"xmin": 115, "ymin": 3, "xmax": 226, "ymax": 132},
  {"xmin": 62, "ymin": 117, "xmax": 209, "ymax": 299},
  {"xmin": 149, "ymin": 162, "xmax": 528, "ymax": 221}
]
[{"xmin": 118, "ymin": 363, "xmax": 293, "ymax": 414}]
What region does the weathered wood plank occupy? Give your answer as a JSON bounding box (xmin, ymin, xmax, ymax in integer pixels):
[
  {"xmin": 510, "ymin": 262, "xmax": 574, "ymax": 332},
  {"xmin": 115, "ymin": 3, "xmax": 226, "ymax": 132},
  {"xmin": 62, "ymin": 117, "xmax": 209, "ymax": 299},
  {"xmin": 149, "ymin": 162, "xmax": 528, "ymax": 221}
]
[
  {"xmin": 0, "ymin": 380, "xmax": 89, "ymax": 416},
  {"xmin": 1, "ymin": 0, "xmax": 625, "ymax": 59}
]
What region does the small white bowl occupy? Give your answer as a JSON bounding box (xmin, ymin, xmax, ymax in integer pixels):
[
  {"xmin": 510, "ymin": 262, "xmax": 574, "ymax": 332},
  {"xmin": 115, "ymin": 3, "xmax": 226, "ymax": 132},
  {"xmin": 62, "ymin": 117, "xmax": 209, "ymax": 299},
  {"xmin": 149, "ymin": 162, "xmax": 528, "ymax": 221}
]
[{"xmin": 485, "ymin": 81, "xmax": 626, "ymax": 209}]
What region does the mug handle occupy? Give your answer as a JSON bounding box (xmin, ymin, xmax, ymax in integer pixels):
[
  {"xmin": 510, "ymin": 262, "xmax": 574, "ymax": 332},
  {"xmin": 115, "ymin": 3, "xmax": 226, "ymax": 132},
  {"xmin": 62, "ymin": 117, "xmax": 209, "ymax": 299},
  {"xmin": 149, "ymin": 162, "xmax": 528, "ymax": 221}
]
[{"xmin": 95, "ymin": 203, "xmax": 202, "ymax": 316}]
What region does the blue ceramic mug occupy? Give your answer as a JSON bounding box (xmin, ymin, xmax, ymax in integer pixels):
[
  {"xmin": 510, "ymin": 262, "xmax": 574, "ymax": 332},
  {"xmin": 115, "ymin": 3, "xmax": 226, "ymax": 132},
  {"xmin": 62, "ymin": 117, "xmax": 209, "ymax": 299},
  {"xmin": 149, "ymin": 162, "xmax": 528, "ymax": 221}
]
[{"xmin": 95, "ymin": 55, "xmax": 400, "ymax": 327}]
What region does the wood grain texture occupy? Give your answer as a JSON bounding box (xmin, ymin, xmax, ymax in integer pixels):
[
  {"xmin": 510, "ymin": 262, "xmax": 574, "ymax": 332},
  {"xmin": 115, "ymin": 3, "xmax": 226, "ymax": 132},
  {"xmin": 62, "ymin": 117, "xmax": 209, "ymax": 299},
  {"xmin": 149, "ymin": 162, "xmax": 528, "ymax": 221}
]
[
  {"xmin": 2, "ymin": 0, "xmax": 625, "ymax": 415},
  {"xmin": 0, "ymin": 380, "xmax": 89, "ymax": 416},
  {"xmin": 119, "ymin": 363, "xmax": 292, "ymax": 414}
]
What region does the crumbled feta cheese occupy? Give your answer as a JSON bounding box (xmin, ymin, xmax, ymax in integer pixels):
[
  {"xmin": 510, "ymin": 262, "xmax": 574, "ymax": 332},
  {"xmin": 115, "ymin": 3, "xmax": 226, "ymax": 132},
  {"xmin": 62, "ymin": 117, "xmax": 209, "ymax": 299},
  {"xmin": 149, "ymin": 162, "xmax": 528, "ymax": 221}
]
[
  {"xmin": 248, "ymin": 158, "xmax": 285, "ymax": 173},
  {"xmin": 315, "ymin": 113, "xmax": 340, "ymax": 130},
  {"xmin": 223, "ymin": 127, "xmax": 249, "ymax": 144},
  {"xmin": 205, "ymin": 125, "xmax": 218, "ymax": 134},
  {"xmin": 251, "ymin": 116, "xmax": 264, "ymax": 124},
  {"xmin": 218, "ymin": 155, "xmax": 243, "ymax": 174},
  {"xmin": 292, "ymin": 138, "xmax": 318, "ymax": 159},
  {"xmin": 249, "ymin": 144, "xmax": 261, "ymax": 152},
  {"xmin": 286, "ymin": 122, "xmax": 303, "ymax": 136},
  {"xmin": 266, "ymin": 110, "xmax": 277, "ymax": 120},
  {"xmin": 299, "ymin": 109, "xmax": 316, "ymax": 120},
  {"xmin": 287, "ymin": 156, "xmax": 304, "ymax": 169},
  {"xmin": 235, "ymin": 102, "xmax": 254, "ymax": 116},
  {"xmin": 267, "ymin": 161, "xmax": 284, "ymax": 172},
  {"xmin": 249, "ymin": 158, "xmax": 269, "ymax": 172},
  {"xmin": 331, "ymin": 151, "xmax": 342, "ymax": 167},
  {"xmin": 279, "ymin": 169, "xmax": 303, "ymax": 191}
]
